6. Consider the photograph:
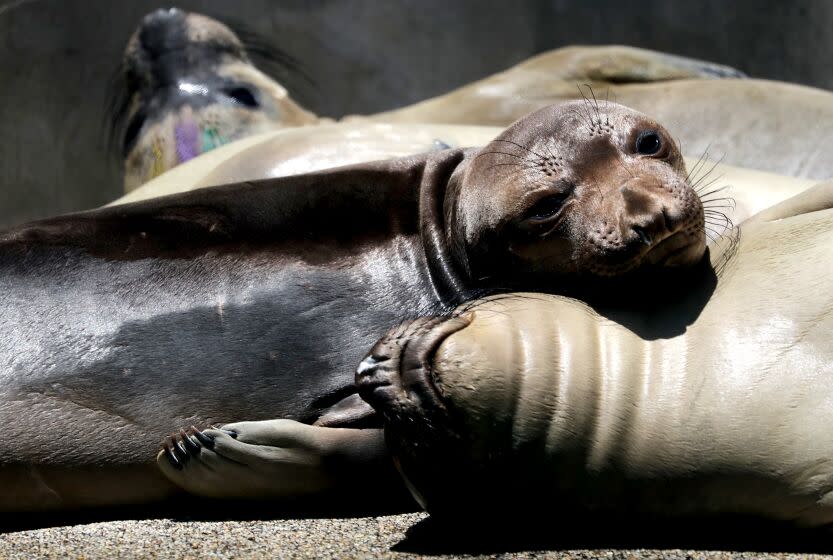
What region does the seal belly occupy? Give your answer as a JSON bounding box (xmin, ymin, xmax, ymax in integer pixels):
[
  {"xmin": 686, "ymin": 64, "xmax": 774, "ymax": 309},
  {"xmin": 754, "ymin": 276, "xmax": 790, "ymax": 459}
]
[{"xmin": 0, "ymin": 237, "xmax": 436, "ymax": 484}]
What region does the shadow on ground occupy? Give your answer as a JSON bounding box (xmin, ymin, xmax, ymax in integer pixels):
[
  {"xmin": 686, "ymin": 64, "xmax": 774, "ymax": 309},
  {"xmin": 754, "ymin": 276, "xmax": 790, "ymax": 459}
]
[
  {"xmin": 2, "ymin": 497, "xmax": 830, "ymax": 556},
  {"xmin": 394, "ymin": 513, "xmax": 832, "ymax": 556}
]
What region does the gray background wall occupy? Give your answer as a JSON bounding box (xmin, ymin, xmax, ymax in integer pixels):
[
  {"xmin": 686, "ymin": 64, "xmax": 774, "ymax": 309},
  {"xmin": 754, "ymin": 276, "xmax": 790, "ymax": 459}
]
[{"xmin": 1, "ymin": 0, "xmax": 831, "ymax": 227}]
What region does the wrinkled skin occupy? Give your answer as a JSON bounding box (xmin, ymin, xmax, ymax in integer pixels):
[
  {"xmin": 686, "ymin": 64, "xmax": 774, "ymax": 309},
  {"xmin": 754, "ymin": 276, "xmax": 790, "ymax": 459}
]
[{"xmin": 358, "ymin": 180, "xmax": 833, "ymax": 528}]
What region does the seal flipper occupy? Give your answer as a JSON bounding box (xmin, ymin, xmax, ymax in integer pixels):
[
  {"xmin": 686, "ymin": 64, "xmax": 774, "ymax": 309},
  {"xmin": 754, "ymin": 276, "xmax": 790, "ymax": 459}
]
[
  {"xmin": 156, "ymin": 420, "xmax": 391, "ymax": 501},
  {"xmin": 744, "ymin": 179, "xmax": 833, "ymax": 225},
  {"xmin": 558, "ymin": 45, "xmax": 745, "ymax": 83},
  {"xmin": 313, "ymin": 393, "xmax": 379, "ymax": 428},
  {"xmin": 0, "ymin": 150, "xmax": 467, "ymax": 261}
]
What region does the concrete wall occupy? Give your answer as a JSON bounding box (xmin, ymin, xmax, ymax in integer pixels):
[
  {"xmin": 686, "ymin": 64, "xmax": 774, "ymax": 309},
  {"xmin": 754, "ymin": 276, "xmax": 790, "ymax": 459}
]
[{"xmin": 0, "ymin": 0, "xmax": 830, "ymax": 227}]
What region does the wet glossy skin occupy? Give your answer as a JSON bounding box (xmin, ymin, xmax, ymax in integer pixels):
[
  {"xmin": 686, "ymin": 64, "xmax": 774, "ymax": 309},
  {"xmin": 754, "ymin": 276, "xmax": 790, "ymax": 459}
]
[{"xmin": 0, "ymin": 101, "xmax": 705, "ymax": 511}]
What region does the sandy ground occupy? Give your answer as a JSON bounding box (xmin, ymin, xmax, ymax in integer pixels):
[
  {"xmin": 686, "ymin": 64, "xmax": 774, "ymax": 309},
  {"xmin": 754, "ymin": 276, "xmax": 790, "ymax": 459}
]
[{"xmin": 0, "ymin": 512, "xmax": 830, "ymax": 559}]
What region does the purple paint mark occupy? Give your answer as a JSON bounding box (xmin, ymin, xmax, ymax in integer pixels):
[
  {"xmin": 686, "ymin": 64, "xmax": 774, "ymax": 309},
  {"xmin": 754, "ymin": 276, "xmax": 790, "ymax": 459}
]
[{"xmin": 175, "ymin": 121, "xmax": 200, "ymax": 164}]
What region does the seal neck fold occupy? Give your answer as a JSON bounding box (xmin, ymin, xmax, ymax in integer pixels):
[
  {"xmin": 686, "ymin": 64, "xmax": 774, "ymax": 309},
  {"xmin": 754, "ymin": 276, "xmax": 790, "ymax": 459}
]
[{"xmin": 419, "ymin": 150, "xmax": 470, "ymax": 308}]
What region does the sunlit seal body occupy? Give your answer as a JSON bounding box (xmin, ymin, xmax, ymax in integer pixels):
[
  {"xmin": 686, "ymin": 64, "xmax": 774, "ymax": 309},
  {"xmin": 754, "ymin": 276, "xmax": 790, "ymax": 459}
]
[
  {"xmin": 116, "ymin": 8, "xmax": 318, "ymax": 192},
  {"xmin": 0, "ymin": 102, "xmax": 706, "ymax": 511},
  {"xmin": 373, "ymin": 45, "xmax": 833, "ymax": 180},
  {"xmin": 112, "ymin": 120, "xmax": 815, "ymax": 229},
  {"xmin": 357, "ymin": 180, "xmax": 833, "ymax": 528}
]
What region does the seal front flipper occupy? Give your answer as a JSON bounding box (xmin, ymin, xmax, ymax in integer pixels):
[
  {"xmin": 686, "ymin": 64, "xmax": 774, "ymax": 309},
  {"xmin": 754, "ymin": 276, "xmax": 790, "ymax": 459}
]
[{"xmin": 156, "ymin": 420, "xmax": 390, "ymax": 500}]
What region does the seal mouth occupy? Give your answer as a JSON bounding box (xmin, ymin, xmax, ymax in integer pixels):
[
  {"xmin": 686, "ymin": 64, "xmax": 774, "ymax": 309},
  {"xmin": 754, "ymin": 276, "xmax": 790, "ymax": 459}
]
[
  {"xmin": 585, "ymin": 226, "xmax": 704, "ymax": 278},
  {"xmin": 643, "ymin": 229, "xmax": 705, "ymax": 267}
]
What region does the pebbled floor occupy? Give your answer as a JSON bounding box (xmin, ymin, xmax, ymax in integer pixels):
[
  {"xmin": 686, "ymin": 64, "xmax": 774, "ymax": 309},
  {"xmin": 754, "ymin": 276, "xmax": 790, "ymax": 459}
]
[{"xmin": 0, "ymin": 513, "xmax": 830, "ymax": 560}]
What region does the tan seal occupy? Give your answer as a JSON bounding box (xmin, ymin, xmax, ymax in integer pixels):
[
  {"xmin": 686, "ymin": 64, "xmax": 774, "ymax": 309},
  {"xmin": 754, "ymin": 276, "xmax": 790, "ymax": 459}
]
[
  {"xmin": 372, "ymin": 45, "xmax": 833, "ymax": 180},
  {"xmin": 358, "ymin": 179, "xmax": 833, "ymax": 527}
]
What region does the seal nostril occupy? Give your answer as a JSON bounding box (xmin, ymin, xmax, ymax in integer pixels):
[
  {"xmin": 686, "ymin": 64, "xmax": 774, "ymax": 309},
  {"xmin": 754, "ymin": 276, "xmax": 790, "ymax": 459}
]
[{"xmin": 633, "ymin": 227, "xmax": 653, "ymax": 246}]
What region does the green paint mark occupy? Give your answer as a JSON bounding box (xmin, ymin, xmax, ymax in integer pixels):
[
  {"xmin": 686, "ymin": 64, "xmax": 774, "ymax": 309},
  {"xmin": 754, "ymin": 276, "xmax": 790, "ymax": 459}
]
[
  {"xmin": 151, "ymin": 138, "xmax": 166, "ymax": 179},
  {"xmin": 201, "ymin": 127, "xmax": 226, "ymax": 152}
]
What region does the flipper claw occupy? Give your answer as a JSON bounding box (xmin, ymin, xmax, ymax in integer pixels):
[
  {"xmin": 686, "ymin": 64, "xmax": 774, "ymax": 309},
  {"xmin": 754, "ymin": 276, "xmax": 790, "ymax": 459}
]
[
  {"xmin": 172, "ymin": 434, "xmax": 190, "ymax": 463},
  {"xmin": 181, "ymin": 429, "xmax": 201, "ymax": 454},
  {"xmin": 163, "ymin": 438, "xmax": 183, "ymax": 470},
  {"xmin": 192, "ymin": 427, "xmax": 215, "ymax": 449}
]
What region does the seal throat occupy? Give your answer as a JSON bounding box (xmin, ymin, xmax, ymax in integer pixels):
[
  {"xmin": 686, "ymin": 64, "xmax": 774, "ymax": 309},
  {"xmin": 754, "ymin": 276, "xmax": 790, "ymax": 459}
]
[{"xmin": 419, "ymin": 151, "xmax": 472, "ymax": 309}]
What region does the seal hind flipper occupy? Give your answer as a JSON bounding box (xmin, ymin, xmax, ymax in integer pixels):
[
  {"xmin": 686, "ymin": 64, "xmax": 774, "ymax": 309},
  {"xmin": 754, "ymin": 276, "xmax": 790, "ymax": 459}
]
[
  {"xmin": 562, "ymin": 45, "xmax": 746, "ymax": 83},
  {"xmin": 156, "ymin": 420, "xmax": 389, "ymax": 500},
  {"xmin": 312, "ymin": 393, "xmax": 379, "ymax": 428},
  {"xmin": 744, "ymin": 179, "xmax": 833, "ymax": 225}
]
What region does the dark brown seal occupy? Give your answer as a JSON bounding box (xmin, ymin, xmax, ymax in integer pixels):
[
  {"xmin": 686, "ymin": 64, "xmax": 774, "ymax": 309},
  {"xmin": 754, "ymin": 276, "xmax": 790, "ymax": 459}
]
[{"xmin": 0, "ymin": 100, "xmax": 703, "ymax": 511}]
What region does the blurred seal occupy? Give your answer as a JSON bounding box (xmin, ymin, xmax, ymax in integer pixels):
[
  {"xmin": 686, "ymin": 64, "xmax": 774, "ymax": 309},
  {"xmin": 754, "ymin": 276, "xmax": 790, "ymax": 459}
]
[{"xmin": 112, "ymin": 8, "xmax": 318, "ymax": 192}]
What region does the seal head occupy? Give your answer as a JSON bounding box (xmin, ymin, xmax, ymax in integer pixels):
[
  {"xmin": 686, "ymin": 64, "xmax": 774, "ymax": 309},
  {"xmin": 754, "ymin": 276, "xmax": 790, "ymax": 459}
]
[
  {"xmin": 448, "ymin": 100, "xmax": 705, "ymax": 297},
  {"xmin": 116, "ymin": 8, "xmax": 318, "ymax": 191}
]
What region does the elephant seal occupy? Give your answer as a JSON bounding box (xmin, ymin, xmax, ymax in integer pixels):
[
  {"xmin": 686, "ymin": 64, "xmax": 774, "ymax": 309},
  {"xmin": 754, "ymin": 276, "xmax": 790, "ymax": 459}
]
[
  {"xmin": 114, "ymin": 8, "xmax": 318, "ymax": 192},
  {"xmin": 373, "ymin": 45, "xmax": 833, "ymax": 180},
  {"xmin": 357, "ymin": 180, "xmax": 833, "ymax": 527},
  {"xmin": 111, "ymin": 120, "xmax": 815, "ymax": 232},
  {"xmin": 0, "ymin": 101, "xmax": 706, "ymax": 512},
  {"xmin": 116, "ymin": 19, "xmax": 748, "ymax": 192}
]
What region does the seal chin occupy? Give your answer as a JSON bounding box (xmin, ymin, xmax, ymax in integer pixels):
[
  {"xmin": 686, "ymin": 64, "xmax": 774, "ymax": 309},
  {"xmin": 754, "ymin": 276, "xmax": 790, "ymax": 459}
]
[
  {"xmin": 642, "ymin": 230, "xmax": 706, "ymax": 268},
  {"xmin": 586, "ymin": 227, "xmax": 706, "ymax": 278}
]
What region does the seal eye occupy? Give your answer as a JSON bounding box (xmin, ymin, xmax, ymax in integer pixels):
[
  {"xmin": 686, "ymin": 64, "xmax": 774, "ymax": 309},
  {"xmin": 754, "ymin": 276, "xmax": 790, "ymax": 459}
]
[
  {"xmin": 524, "ymin": 193, "xmax": 569, "ymax": 222},
  {"xmin": 635, "ymin": 131, "xmax": 662, "ymax": 156},
  {"xmin": 225, "ymin": 87, "xmax": 260, "ymax": 108}
]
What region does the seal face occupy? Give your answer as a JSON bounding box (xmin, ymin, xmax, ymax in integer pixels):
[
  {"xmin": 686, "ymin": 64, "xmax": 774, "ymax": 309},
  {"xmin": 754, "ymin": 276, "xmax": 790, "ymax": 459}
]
[
  {"xmin": 115, "ymin": 8, "xmax": 317, "ymax": 191},
  {"xmin": 449, "ymin": 100, "xmax": 706, "ymax": 294}
]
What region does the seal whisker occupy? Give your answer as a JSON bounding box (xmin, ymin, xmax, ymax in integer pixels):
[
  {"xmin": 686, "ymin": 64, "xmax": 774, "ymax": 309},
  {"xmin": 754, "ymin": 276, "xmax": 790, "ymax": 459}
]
[
  {"xmin": 699, "ymin": 196, "xmax": 736, "ymax": 206},
  {"xmin": 692, "ymin": 170, "xmax": 723, "ymax": 192},
  {"xmin": 572, "ymin": 87, "xmax": 596, "ymax": 130},
  {"xmin": 223, "ymin": 17, "xmax": 316, "ymax": 89},
  {"xmin": 704, "ymin": 211, "xmax": 735, "ymax": 223},
  {"xmin": 474, "ymin": 150, "xmax": 526, "ymax": 161},
  {"xmin": 481, "ymin": 162, "xmax": 532, "ymax": 173},
  {"xmin": 685, "ymin": 144, "xmax": 713, "ymax": 183},
  {"xmin": 575, "ymin": 86, "xmax": 598, "ymax": 130},
  {"xmin": 603, "ymin": 87, "xmax": 612, "ymax": 126},
  {"xmin": 489, "ymin": 139, "xmax": 547, "ymax": 160},
  {"xmin": 695, "ymin": 182, "xmax": 727, "ymax": 200},
  {"xmin": 705, "ymin": 216, "xmax": 732, "ymax": 229},
  {"xmin": 697, "ymin": 185, "xmax": 731, "ymax": 198},
  {"xmin": 691, "ymin": 155, "xmax": 726, "ymax": 191},
  {"xmin": 587, "ymin": 85, "xmax": 603, "ymax": 125},
  {"xmin": 704, "ymin": 225, "xmax": 728, "ymax": 240}
]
